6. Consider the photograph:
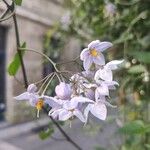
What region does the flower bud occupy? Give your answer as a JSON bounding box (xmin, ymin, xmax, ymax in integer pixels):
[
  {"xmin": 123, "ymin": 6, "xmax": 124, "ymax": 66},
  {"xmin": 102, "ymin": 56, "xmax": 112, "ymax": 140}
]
[
  {"xmin": 55, "ymin": 82, "xmax": 72, "ymax": 100},
  {"xmin": 27, "ymin": 84, "xmax": 37, "ymax": 93}
]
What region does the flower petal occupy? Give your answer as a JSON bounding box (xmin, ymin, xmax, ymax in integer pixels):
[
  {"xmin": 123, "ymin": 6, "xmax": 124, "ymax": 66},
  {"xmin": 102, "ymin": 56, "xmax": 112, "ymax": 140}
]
[
  {"xmin": 80, "ymin": 48, "xmax": 89, "ymax": 60},
  {"xmin": 74, "ymin": 109, "xmax": 85, "ymax": 122},
  {"xmin": 93, "ymin": 53, "xmax": 105, "ymax": 66},
  {"xmin": 43, "ymin": 96, "xmax": 60, "ymax": 108},
  {"xmin": 14, "ymin": 92, "xmax": 29, "ymax": 100},
  {"xmin": 88, "ymin": 40, "xmax": 100, "ymax": 49},
  {"xmin": 84, "ymin": 104, "xmax": 93, "ymax": 123},
  {"xmin": 95, "ymin": 68, "xmax": 113, "ymax": 82},
  {"xmin": 55, "ymin": 82, "xmax": 72, "ymax": 100},
  {"xmin": 83, "ymin": 57, "xmax": 93, "ymax": 70},
  {"xmin": 71, "ymin": 96, "xmax": 94, "ymax": 104},
  {"xmin": 95, "ymin": 91, "xmax": 106, "ymax": 102},
  {"xmin": 90, "ymin": 103, "xmax": 107, "ymax": 120},
  {"xmin": 96, "ymin": 84, "xmax": 109, "ymax": 96},
  {"xmin": 63, "ymin": 101, "xmax": 77, "ymax": 110},
  {"xmin": 27, "ymin": 84, "xmax": 37, "ymax": 93},
  {"xmin": 49, "ymin": 109, "xmax": 62, "ymax": 119},
  {"xmin": 96, "ymin": 41, "xmax": 113, "ymax": 52},
  {"xmin": 59, "ymin": 110, "xmax": 72, "ymax": 121},
  {"xmin": 85, "ymin": 89, "xmax": 95, "ymax": 100},
  {"xmin": 29, "ymin": 93, "xmax": 39, "ymax": 106},
  {"xmin": 106, "ymin": 60, "xmax": 124, "ymax": 70}
]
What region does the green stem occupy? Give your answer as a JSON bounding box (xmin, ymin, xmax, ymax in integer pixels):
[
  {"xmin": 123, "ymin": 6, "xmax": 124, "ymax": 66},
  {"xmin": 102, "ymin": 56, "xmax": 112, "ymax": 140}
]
[
  {"xmin": 42, "ymin": 73, "xmax": 55, "ymax": 95},
  {"xmin": 19, "ymin": 48, "xmax": 59, "ymax": 72},
  {"xmin": 2, "ymin": 0, "xmax": 29, "ymax": 88}
]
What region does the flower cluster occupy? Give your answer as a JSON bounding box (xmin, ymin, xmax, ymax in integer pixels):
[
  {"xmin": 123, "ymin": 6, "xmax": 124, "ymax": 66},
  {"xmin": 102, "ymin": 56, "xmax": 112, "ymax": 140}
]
[{"xmin": 15, "ymin": 40, "xmax": 123, "ymax": 124}]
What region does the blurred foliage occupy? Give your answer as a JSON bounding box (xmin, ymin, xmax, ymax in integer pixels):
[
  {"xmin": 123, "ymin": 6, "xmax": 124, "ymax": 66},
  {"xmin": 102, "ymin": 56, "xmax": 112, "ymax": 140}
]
[
  {"xmin": 39, "ymin": 121, "xmax": 65, "ymax": 140},
  {"xmin": 44, "ymin": 0, "xmax": 150, "ymax": 149},
  {"xmin": 39, "ymin": 122, "xmax": 54, "ymax": 140}
]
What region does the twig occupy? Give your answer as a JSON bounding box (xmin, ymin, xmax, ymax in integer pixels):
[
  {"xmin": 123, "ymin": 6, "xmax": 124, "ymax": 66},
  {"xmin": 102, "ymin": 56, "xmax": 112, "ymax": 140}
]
[
  {"xmin": 2, "ymin": 0, "xmax": 28, "ymax": 88},
  {"xmin": 57, "ymin": 56, "xmax": 80, "ymax": 65},
  {"xmin": 19, "ymin": 48, "xmax": 59, "ymax": 72},
  {"xmin": 0, "ymin": 8, "xmax": 15, "ymax": 22},
  {"xmin": 43, "ymin": 107, "xmax": 82, "ymax": 150},
  {"xmin": 0, "ymin": 9, "xmax": 10, "ymax": 19}
]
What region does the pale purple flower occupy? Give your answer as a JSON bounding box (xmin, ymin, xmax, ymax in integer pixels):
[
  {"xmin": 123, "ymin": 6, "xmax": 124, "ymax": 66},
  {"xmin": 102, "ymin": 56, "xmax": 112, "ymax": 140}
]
[
  {"xmin": 14, "ymin": 84, "xmax": 39, "ymax": 106},
  {"xmin": 94, "ymin": 60, "xmax": 124, "ymax": 82},
  {"xmin": 14, "ymin": 84, "xmax": 59, "ymax": 117},
  {"xmin": 55, "ymin": 82, "xmax": 72, "ymax": 100},
  {"xmin": 84, "ymin": 93, "xmax": 116, "ymax": 123},
  {"xmin": 80, "ymin": 40, "xmax": 113, "ymax": 70},
  {"xmin": 84, "ymin": 96, "xmax": 107, "ymax": 122},
  {"xmin": 104, "ymin": 2, "xmax": 116, "ymax": 18},
  {"xmin": 49, "ymin": 97, "xmax": 93, "ymax": 122},
  {"xmin": 61, "ymin": 11, "xmax": 71, "ymax": 30}
]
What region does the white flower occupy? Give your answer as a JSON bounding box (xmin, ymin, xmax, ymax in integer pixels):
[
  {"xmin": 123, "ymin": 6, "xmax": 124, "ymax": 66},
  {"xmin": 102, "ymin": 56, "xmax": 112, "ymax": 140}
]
[
  {"xmin": 80, "ymin": 40, "xmax": 113, "ymax": 70},
  {"xmin": 94, "ymin": 60, "xmax": 124, "ymax": 82}
]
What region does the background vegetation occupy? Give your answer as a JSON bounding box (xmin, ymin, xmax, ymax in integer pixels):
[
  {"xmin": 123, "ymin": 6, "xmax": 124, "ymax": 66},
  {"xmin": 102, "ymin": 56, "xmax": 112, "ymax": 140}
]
[{"xmin": 44, "ymin": 0, "xmax": 150, "ymax": 149}]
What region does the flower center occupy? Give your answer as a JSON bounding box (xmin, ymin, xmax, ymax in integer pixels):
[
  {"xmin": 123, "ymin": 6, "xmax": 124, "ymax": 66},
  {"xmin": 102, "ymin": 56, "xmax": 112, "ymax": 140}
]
[
  {"xmin": 90, "ymin": 49, "xmax": 99, "ymax": 57},
  {"xmin": 36, "ymin": 99, "xmax": 44, "ymax": 110}
]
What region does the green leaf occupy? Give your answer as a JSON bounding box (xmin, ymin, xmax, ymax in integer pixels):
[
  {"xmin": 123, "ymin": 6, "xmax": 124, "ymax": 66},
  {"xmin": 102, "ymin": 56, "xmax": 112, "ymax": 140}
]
[
  {"xmin": 39, "ymin": 128, "xmax": 54, "ymax": 140},
  {"xmin": 8, "ymin": 42, "xmax": 26, "ymax": 76},
  {"xmin": 129, "ymin": 51, "xmax": 150, "ymax": 64},
  {"xmin": 118, "ymin": 120, "xmax": 146, "ymax": 135},
  {"xmin": 128, "ymin": 65, "xmax": 146, "ymax": 74},
  {"xmin": 14, "ymin": 0, "xmax": 22, "ymax": 6}
]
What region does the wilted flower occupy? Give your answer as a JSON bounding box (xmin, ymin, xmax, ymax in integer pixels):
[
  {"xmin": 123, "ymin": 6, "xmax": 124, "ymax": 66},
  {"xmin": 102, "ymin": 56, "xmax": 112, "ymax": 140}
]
[{"xmin": 80, "ymin": 40, "xmax": 113, "ymax": 70}]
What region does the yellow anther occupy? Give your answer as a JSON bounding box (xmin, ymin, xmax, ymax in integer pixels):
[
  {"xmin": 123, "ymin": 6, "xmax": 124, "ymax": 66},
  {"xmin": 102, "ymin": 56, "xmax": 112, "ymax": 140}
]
[
  {"xmin": 36, "ymin": 99, "xmax": 44, "ymax": 110},
  {"xmin": 90, "ymin": 49, "xmax": 99, "ymax": 57}
]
